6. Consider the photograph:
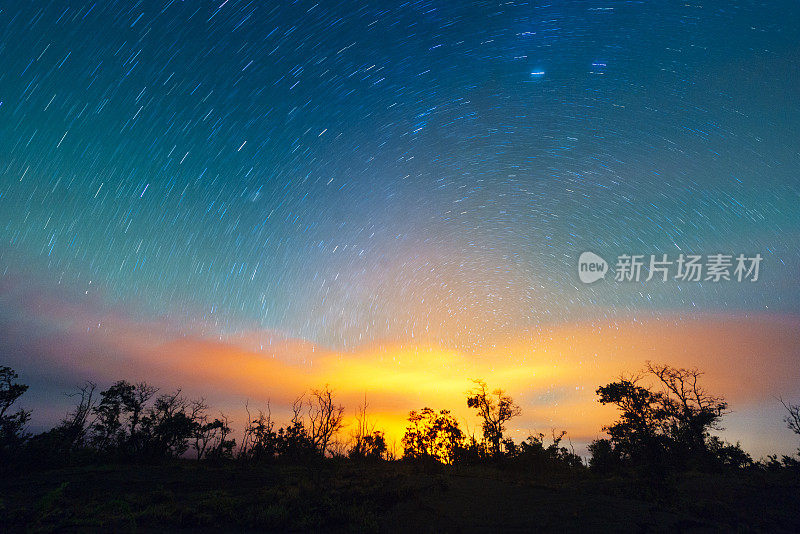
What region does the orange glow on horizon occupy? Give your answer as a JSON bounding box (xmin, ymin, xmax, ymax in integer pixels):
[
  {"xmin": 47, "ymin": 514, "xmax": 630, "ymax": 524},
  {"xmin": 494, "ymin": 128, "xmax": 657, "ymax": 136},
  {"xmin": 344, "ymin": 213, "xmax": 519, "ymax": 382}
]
[
  {"xmin": 100, "ymin": 313, "xmax": 797, "ymax": 449},
  {"xmin": 10, "ymin": 294, "xmax": 800, "ymax": 454}
]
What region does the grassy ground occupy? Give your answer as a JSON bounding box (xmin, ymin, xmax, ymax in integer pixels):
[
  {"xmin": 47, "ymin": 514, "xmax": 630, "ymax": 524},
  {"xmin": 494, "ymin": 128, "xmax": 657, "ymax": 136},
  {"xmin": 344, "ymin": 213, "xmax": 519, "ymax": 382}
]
[{"xmin": 1, "ymin": 461, "xmax": 798, "ymax": 532}]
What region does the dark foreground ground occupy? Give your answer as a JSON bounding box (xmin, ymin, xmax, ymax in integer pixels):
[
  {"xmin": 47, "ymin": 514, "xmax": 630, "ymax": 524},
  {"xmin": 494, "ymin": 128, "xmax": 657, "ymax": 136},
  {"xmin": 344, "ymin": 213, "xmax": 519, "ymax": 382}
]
[{"xmin": 1, "ymin": 461, "xmax": 798, "ymax": 533}]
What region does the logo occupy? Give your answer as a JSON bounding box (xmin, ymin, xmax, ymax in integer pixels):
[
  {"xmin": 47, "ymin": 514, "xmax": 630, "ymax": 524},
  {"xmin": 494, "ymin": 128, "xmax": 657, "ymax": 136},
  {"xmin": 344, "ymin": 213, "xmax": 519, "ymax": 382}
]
[
  {"xmin": 577, "ymin": 252, "xmax": 762, "ymax": 284},
  {"xmin": 578, "ymin": 252, "xmax": 608, "ymax": 284}
]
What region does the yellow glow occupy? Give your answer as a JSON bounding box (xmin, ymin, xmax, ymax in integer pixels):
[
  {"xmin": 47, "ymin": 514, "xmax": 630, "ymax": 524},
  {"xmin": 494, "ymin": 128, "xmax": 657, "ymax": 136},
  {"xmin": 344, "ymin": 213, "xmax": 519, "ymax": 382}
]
[{"xmin": 34, "ymin": 305, "xmax": 800, "ymax": 449}]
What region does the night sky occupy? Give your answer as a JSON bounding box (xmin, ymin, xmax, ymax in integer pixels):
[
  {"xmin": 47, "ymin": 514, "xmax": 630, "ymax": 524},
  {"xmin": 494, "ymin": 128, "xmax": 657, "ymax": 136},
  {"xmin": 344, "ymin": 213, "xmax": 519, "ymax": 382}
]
[{"xmin": 1, "ymin": 2, "xmax": 799, "ymax": 455}]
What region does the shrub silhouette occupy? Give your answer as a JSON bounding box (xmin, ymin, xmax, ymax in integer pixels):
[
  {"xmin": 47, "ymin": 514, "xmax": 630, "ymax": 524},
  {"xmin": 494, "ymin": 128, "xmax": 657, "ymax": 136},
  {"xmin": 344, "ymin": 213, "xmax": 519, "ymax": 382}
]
[
  {"xmin": 238, "ymin": 402, "xmax": 280, "ymax": 461},
  {"xmin": 348, "ymin": 396, "xmax": 388, "ymax": 460},
  {"xmin": 275, "ymin": 397, "xmax": 317, "ymax": 460},
  {"xmin": 587, "ymin": 438, "xmax": 621, "ymax": 473},
  {"xmin": 349, "ymin": 431, "xmax": 387, "ymax": 460},
  {"xmin": 237, "ymin": 386, "xmax": 345, "ymax": 462},
  {"xmin": 507, "ymin": 431, "xmax": 584, "ymax": 472}
]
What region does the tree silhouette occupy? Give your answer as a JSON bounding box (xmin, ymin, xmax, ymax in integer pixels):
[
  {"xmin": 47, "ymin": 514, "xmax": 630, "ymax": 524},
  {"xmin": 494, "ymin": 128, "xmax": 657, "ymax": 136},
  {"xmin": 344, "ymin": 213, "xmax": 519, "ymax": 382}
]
[
  {"xmin": 466, "ymin": 379, "xmax": 521, "ymax": 458},
  {"xmin": 646, "ymin": 362, "xmax": 728, "ymax": 465},
  {"xmin": 88, "ymin": 381, "xmax": 204, "ymax": 460},
  {"xmin": 402, "ymin": 407, "xmax": 464, "ymax": 464},
  {"xmin": 781, "ymin": 398, "xmax": 800, "ymax": 463},
  {"xmin": 0, "ymin": 359, "xmax": 793, "ymax": 479},
  {"xmin": 23, "ymin": 381, "xmax": 98, "ymax": 466},
  {"xmin": 139, "ymin": 390, "xmax": 196, "ymax": 459},
  {"xmin": 781, "ymin": 398, "xmax": 800, "ymax": 437},
  {"xmin": 191, "ymin": 401, "xmax": 234, "ymax": 461},
  {"xmin": 60, "ymin": 381, "xmax": 97, "ymax": 451},
  {"xmin": 0, "ymin": 366, "xmax": 30, "ymax": 464},
  {"xmin": 91, "ymin": 380, "xmax": 157, "ymax": 454},
  {"xmin": 307, "ymin": 385, "xmax": 345, "ymax": 457},
  {"xmin": 596, "ymin": 374, "xmax": 667, "ymax": 466},
  {"xmin": 595, "ymin": 363, "xmax": 732, "ymax": 470}
]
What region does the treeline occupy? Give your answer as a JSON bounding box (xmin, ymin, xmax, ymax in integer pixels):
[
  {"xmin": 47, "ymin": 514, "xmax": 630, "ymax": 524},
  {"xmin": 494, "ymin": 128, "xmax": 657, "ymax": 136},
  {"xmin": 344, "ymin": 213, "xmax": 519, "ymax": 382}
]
[{"xmin": 1, "ymin": 363, "xmax": 798, "ymax": 474}]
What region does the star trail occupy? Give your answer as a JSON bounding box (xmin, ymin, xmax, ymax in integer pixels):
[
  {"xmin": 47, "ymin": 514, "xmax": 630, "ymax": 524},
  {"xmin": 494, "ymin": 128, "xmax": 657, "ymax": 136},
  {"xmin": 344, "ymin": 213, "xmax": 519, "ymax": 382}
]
[{"xmin": 0, "ymin": 1, "xmax": 799, "ymax": 455}]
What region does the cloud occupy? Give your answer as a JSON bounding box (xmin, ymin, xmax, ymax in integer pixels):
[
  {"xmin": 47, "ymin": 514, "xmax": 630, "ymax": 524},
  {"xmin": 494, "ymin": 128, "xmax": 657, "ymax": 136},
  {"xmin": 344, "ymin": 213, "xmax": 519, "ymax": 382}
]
[{"xmin": 1, "ymin": 277, "xmax": 798, "ymax": 457}]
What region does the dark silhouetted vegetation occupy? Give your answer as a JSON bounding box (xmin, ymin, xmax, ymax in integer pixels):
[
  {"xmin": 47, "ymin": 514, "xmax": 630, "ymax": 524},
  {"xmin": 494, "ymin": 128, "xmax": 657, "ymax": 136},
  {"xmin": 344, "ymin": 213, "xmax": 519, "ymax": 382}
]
[
  {"xmin": 590, "ymin": 362, "xmax": 752, "ymax": 474},
  {"xmin": 348, "ymin": 396, "xmax": 388, "ymax": 461},
  {"xmin": 0, "ymin": 366, "xmax": 31, "ymax": 466},
  {"xmin": 401, "ymin": 407, "xmax": 464, "ymax": 464},
  {"xmin": 466, "ymin": 379, "xmax": 522, "ymax": 458},
  {"xmin": 1, "ymin": 362, "xmax": 798, "ymax": 532}
]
